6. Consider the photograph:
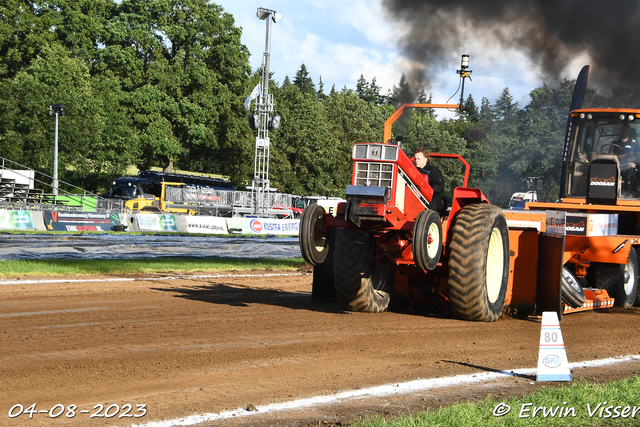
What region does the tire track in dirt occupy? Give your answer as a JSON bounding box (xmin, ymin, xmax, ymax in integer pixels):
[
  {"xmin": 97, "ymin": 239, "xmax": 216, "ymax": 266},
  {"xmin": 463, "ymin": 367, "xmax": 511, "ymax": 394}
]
[{"xmin": 0, "ymin": 270, "xmax": 639, "ymax": 426}]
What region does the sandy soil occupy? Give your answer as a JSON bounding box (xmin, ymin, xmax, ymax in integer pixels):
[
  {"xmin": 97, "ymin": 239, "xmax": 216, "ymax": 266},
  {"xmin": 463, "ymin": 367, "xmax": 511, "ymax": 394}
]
[{"xmin": 1, "ymin": 269, "xmax": 639, "ymax": 426}]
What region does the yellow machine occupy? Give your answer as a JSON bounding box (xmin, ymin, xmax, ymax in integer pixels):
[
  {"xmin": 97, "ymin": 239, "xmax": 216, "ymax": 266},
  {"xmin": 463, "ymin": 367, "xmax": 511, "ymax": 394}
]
[{"xmin": 125, "ymin": 182, "xmax": 196, "ymax": 215}]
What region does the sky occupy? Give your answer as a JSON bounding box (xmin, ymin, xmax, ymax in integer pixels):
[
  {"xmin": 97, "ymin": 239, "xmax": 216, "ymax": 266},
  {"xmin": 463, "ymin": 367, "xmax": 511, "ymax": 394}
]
[{"xmin": 216, "ymin": 0, "xmax": 589, "ymax": 116}]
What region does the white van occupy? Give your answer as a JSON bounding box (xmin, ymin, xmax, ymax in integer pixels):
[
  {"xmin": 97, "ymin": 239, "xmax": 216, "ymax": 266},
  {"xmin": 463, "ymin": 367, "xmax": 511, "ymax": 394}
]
[{"xmin": 509, "ymin": 191, "xmax": 538, "ymax": 209}]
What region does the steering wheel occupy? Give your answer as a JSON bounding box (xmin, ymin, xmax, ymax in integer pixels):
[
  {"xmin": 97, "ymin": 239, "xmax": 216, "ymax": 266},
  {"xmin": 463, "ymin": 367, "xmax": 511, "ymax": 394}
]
[{"xmin": 599, "ymin": 143, "xmax": 623, "ymax": 155}]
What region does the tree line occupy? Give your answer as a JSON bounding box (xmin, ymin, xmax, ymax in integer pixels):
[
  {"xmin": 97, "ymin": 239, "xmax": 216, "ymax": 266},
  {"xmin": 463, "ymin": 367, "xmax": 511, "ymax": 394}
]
[{"xmin": 1, "ymin": 1, "xmax": 638, "ymax": 206}]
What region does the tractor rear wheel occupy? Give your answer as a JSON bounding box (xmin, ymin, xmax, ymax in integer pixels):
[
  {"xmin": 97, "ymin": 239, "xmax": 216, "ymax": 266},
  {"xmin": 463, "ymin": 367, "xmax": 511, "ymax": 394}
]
[
  {"xmin": 448, "ymin": 203, "xmax": 510, "ymax": 322},
  {"xmin": 299, "ymin": 204, "xmax": 329, "ymax": 265},
  {"xmin": 561, "ymin": 266, "xmax": 586, "ymax": 308},
  {"xmin": 333, "ymin": 229, "xmax": 393, "ymax": 313},
  {"xmin": 413, "ymin": 209, "xmax": 442, "ymax": 271},
  {"xmin": 593, "ymin": 247, "xmax": 638, "ymax": 308}
]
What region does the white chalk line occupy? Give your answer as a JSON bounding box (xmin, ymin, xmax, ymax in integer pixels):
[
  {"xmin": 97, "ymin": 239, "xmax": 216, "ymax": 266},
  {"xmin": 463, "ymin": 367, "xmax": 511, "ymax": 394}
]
[
  {"xmin": 0, "ymin": 272, "xmax": 304, "ymax": 286},
  {"xmin": 129, "ymin": 355, "xmax": 640, "ymax": 427}
]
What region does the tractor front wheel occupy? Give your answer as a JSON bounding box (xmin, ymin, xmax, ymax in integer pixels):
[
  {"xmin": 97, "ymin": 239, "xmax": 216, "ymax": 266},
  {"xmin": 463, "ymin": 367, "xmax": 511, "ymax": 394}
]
[
  {"xmin": 299, "ymin": 204, "xmax": 329, "ymax": 265},
  {"xmin": 413, "ymin": 209, "xmax": 442, "ymax": 271},
  {"xmin": 447, "ymin": 203, "xmax": 510, "ymax": 322},
  {"xmin": 333, "ymin": 229, "xmax": 393, "ymax": 313}
]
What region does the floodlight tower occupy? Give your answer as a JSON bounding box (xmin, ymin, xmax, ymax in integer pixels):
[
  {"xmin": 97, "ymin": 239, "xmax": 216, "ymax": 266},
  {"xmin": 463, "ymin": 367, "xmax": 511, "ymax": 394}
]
[{"xmin": 253, "ymin": 7, "xmax": 282, "ymax": 215}]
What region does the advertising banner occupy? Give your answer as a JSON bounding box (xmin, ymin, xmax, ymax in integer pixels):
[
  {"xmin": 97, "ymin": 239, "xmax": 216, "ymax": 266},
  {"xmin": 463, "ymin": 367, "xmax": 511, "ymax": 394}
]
[
  {"xmin": 0, "ymin": 210, "xmax": 34, "ymax": 230},
  {"xmin": 136, "ymin": 214, "xmax": 178, "ymax": 232},
  {"xmin": 545, "ymin": 210, "xmax": 566, "ymax": 236},
  {"xmin": 566, "ymin": 213, "xmax": 618, "ymax": 236},
  {"xmin": 184, "ymin": 216, "xmax": 228, "ymax": 234},
  {"xmin": 226, "ymin": 218, "xmax": 299, "ymax": 235},
  {"xmin": 42, "ymin": 211, "xmax": 121, "ymax": 232}
]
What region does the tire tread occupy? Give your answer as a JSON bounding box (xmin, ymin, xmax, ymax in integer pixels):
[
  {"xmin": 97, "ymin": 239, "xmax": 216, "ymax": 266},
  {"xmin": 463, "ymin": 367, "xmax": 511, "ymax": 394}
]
[
  {"xmin": 447, "ymin": 204, "xmax": 508, "ymax": 322},
  {"xmin": 333, "ymin": 230, "xmax": 390, "ymax": 313}
]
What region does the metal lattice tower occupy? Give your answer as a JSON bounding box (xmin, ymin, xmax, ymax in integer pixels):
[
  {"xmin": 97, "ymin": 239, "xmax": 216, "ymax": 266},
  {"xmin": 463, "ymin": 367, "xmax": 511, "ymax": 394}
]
[{"xmin": 252, "ymin": 8, "xmax": 282, "ymax": 215}]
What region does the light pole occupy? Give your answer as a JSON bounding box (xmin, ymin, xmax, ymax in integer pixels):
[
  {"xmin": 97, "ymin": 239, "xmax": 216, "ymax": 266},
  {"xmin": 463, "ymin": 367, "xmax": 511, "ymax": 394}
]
[
  {"xmin": 48, "ymin": 104, "xmax": 65, "ymax": 196},
  {"xmin": 456, "ymin": 54, "xmax": 472, "ymax": 115},
  {"xmin": 251, "ymin": 7, "xmax": 282, "ymax": 215}
]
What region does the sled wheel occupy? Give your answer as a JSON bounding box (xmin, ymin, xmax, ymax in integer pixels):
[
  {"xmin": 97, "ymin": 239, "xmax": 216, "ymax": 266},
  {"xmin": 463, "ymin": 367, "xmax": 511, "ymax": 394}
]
[
  {"xmin": 636, "ymin": 249, "xmax": 640, "ymax": 307},
  {"xmin": 448, "ymin": 203, "xmax": 510, "ymax": 322},
  {"xmin": 561, "ymin": 266, "xmax": 586, "ymax": 308},
  {"xmin": 299, "ymin": 204, "xmax": 329, "ymax": 265},
  {"xmin": 333, "ymin": 230, "xmax": 392, "ymax": 313},
  {"xmin": 413, "ymin": 209, "xmax": 442, "ymax": 271},
  {"xmin": 594, "ymin": 247, "xmax": 638, "ymax": 308}
]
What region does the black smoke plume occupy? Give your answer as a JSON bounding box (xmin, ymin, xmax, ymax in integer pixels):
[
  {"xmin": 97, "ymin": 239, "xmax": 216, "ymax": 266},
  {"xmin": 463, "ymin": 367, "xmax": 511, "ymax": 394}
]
[{"xmin": 382, "ymin": 0, "xmax": 640, "ymax": 98}]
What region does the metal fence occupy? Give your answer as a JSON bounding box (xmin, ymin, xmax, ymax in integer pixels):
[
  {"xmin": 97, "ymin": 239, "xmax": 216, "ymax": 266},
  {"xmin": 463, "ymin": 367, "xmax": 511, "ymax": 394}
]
[
  {"xmin": 0, "ymin": 157, "xmax": 122, "ymax": 213},
  {"xmin": 165, "ymin": 186, "xmax": 297, "ymax": 218},
  {"xmin": 0, "ymin": 156, "xmax": 297, "ymax": 218}
]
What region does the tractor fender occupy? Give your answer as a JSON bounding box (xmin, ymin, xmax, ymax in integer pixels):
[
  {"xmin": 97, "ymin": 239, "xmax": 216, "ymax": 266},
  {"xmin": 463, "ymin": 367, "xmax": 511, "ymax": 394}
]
[{"xmin": 445, "ymin": 187, "xmax": 491, "ymax": 247}]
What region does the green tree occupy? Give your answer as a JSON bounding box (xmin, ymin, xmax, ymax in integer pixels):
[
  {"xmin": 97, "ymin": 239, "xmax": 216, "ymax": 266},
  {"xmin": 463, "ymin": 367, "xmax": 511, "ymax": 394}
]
[
  {"xmin": 317, "ymin": 75, "xmax": 326, "ymax": 101},
  {"xmin": 479, "ymin": 96, "xmax": 495, "ymax": 130},
  {"xmin": 403, "ymin": 112, "xmax": 467, "ymax": 200},
  {"xmin": 355, "ymin": 75, "xmax": 384, "ymax": 105},
  {"xmin": 99, "ymin": 0, "xmax": 251, "ymax": 175},
  {"xmin": 0, "ymin": 1, "xmax": 58, "ymax": 79},
  {"xmin": 355, "ymin": 74, "xmax": 368, "ymax": 101},
  {"xmin": 324, "ymin": 90, "xmax": 390, "ymax": 193},
  {"xmin": 388, "ymin": 74, "xmax": 414, "ymax": 138},
  {"xmin": 463, "ymin": 93, "xmax": 480, "ymax": 122},
  {"xmin": 268, "ymin": 83, "xmax": 338, "ymax": 195},
  {"xmin": 493, "ymin": 87, "xmax": 518, "ymax": 134},
  {"xmin": 513, "ymin": 82, "xmax": 576, "ymax": 202},
  {"xmin": 0, "ymin": 43, "xmax": 136, "ymax": 191},
  {"xmin": 370, "ymin": 77, "xmax": 385, "ymax": 105},
  {"xmin": 293, "ymin": 63, "xmax": 315, "ymax": 95}
]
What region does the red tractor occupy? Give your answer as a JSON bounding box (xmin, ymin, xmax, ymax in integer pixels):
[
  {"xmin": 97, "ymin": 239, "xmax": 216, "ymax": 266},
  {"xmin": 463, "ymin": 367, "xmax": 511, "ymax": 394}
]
[{"xmin": 299, "ymin": 104, "xmax": 511, "ymax": 321}]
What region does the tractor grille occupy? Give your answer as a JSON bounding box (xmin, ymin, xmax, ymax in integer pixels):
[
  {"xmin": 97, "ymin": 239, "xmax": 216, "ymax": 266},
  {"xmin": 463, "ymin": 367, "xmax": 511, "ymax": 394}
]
[
  {"xmin": 353, "ymin": 144, "xmax": 398, "ymax": 161},
  {"xmin": 355, "ymin": 162, "xmax": 394, "ymax": 188}
]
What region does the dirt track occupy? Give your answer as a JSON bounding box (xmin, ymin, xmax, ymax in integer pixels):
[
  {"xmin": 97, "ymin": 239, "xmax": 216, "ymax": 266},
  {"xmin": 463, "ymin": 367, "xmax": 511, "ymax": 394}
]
[{"xmin": 1, "ymin": 269, "xmax": 639, "ymax": 426}]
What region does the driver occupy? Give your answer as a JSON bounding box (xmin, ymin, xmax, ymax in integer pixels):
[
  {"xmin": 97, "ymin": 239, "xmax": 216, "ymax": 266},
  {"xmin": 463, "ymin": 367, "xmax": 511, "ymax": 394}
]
[
  {"xmin": 618, "ymin": 126, "xmax": 640, "ymax": 172},
  {"xmin": 414, "ymin": 148, "xmax": 447, "ymax": 216}
]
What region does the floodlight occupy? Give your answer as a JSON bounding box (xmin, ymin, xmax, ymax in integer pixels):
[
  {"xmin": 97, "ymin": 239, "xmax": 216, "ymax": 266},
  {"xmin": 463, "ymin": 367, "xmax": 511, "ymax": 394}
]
[
  {"xmin": 257, "ymin": 8, "xmax": 271, "ymax": 20},
  {"xmin": 273, "ymin": 13, "xmax": 283, "ymax": 23},
  {"xmin": 48, "ymin": 103, "xmax": 65, "ymax": 116},
  {"xmin": 269, "ymin": 115, "xmax": 281, "ymax": 130},
  {"xmin": 461, "ymin": 54, "xmax": 470, "ymax": 70},
  {"xmin": 248, "ymin": 114, "xmax": 261, "ymax": 130}
]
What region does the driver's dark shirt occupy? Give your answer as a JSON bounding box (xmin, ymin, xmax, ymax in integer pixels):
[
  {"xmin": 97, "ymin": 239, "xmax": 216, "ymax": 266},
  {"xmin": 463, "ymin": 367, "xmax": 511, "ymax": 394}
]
[{"xmin": 417, "ymin": 163, "xmax": 446, "ymax": 215}]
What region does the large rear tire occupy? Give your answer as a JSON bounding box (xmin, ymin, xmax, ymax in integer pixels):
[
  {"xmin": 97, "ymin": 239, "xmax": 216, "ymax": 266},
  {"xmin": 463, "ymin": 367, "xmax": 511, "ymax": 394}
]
[
  {"xmin": 413, "ymin": 209, "xmax": 443, "ymax": 271},
  {"xmin": 448, "ymin": 203, "xmax": 509, "ymax": 322},
  {"xmin": 299, "ymin": 204, "xmax": 329, "ymax": 265},
  {"xmin": 593, "ymin": 247, "xmax": 638, "ymax": 308},
  {"xmin": 333, "ymin": 230, "xmax": 392, "ymax": 313}
]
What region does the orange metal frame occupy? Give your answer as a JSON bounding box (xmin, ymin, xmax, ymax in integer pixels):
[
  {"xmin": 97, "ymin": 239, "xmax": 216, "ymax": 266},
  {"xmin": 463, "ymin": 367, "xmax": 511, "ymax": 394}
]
[
  {"xmin": 501, "ymin": 213, "xmax": 617, "ymax": 314},
  {"xmin": 383, "ymin": 103, "xmax": 459, "ymax": 143},
  {"xmin": 503, "ymin": 199, "xmax": 625, "ymax": 313},
  {"xmin": 428, "ymin": 153, "xmax": 470, "ymax": 188}
]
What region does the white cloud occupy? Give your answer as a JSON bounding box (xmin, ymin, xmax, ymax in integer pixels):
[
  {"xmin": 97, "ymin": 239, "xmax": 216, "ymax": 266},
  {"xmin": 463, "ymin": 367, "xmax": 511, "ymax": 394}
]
[{"xmin": 218, "ymin": 0, "xmax": 404, "ymax": 93}]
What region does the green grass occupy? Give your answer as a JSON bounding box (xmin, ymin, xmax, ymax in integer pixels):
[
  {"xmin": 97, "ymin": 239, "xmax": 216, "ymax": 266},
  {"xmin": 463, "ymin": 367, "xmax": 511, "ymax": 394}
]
[
  {"xmin": 356, "ymin": 376, "xmax": 640, "ymax": 427},
  {"xmin": 0, "ymin": 257, "xmax": 305, "ymax": 276}
]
